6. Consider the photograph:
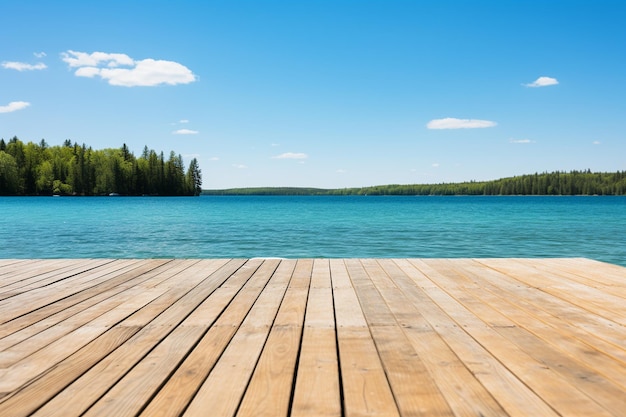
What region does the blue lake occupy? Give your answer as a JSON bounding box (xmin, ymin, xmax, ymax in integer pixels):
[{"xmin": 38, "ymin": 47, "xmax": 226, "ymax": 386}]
[{"xmin": 1, "ymin": 196, "xmax": 625, "ymax": 266}]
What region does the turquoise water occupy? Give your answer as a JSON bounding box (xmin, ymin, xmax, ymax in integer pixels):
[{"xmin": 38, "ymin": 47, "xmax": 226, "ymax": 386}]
[{"xmin": 1, "ymin": 196, "xmax": 625, "ymax": 265}]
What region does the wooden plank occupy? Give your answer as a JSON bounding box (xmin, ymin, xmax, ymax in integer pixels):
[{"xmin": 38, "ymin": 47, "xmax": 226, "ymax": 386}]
[
  {"xmin": 344, "ymin": 259, "xmax": 395, "ymax": 327},
  {"xmin": 0, "ymin": 326, "xmax": 140, "ymax": 417},
  {"xmin": 409, "ymin": 259, "xmax": 615, "ymax": 417},
  {"xmin": 0, "ymin": 279, "xmax": 167, "ymax": 396},
  {"xmin": 0, "ymin": 259, "xmax": 33, "ymax": 275},
  {"xmin": 375, "ymin": 259, "xmax": 507, "ymax": 417},
  {"xmin": 537, "ymin": 258, "xmax": 626, "ymax": 293},
  {"xmin": 346, "ymin": 259, "xmax": 454, "ymax": 417},
  {"xmin": 0, "ymin": 259, "xmax": 113, "ymax": 300},
  {"xmin": 0, "ymin": 258, "xmax": 64, "ymax": 288},
  {"xmin": 84, "ymin": 325, "xmax": 207, "ymax": 417},
  {"xmin": 482, "ymin": 258, "xmax": 626, "ymax": 326},
  {"xmin": 475, "ymin": 259, "xmax": 626, "ymax": 357},
  {"xmin": 438, "ymin": 259, "xmax": 626, "ymax": 416},
  {"xmin": 291, "ymin": 328, "xmax": 340, "ymax": 417},
  {"xmin": 515, "ymin": 258, "xmax": 626, "ymax": 307},
  {"xmin": 110, "ymin": 259, "xmax": 233, "ymax": 328},
  {"xmin": 461, "ymin": 259, "xmax": 626, "ymax": 385},
  {"xmin": 30, "ymin": 259, "xmax": 242, "ymax": 417},
  {"xmin": 0, "ymin": 259, "xmax": 146, "ymax": 321},
  {"xmin": 0, "ymin": 285, "xmax": 155, "ymax": 368},
  {"xmin": 291, "ymin": 259, "xmax": 341, "ymax": 417},
  {"xmin": 0, "ymin": 259, "xmax": 81, "ymax": 289},
  {"xmin": 330, "ymin": 259, "xmax": 400, "ymax": 417},
  {"xmin": 237, "ymin": 259, "xmax": 313, "ymax": 417},
  {"xmin": 182, "ymin": 259, "xmax": 292, "ymax": 417},
  {"xmin": 86, "ymin": 261, "xmax": 282, "ymax": 417},
  {"xmin": 0, "ymin": 259, "xmax": 175, "ymax": 338},
  {"xmin": 0, "ymin": 262, "xmax": 189, "ymax": 416},
  {"xmin": 0, "ymin": 260, "xmax": 175, "ymax": 366},
  {"xmin": 138, "ymin": 259, "xmax": 288, "ymax": 417},
  {"xmin": 0, "ymin": 258, "xmax": 624, "ymax": 417},
  {"xmin": 523, "ymin": 258, "xmax": 626, "ymax": 289},
  {"xmin": 393, "ymin": 259, "xmax": 560, "ymax": 417}
]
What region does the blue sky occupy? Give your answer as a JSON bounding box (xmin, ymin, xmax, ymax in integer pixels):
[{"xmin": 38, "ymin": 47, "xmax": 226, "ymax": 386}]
[{"xmin": 2, "ymin": 0, "xmax": 625, "ymax": 189}]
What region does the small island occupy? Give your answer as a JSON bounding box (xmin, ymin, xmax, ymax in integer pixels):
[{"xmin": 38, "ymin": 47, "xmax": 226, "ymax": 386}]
[{"xmin": 0, "ymin": 137, "xmax": 201, "ymax": 196}]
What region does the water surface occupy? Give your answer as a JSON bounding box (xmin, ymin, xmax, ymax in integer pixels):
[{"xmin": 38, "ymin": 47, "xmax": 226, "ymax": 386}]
[{"xmin": 1, "ymin": 196, "xmax": 625, "ymax": 266}]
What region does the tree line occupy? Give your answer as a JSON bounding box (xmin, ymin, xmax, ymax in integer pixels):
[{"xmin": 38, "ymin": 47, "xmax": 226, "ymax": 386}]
[
  {"xmin": 342, "ymin": 170, "xmax": 626, "ymax": 196},
  {"xmin": 0, "ymin": 137, "xmax": 202, "ymax": 196},
  {"xmin": 204, "ymin": 170, "xmax": 626, "ymax": 196}
]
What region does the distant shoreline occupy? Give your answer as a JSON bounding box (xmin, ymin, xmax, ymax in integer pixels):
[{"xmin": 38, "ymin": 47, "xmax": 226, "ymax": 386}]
[{"xmin": 203, "ymin": 170, "xmax": 626, "ymax": 196}]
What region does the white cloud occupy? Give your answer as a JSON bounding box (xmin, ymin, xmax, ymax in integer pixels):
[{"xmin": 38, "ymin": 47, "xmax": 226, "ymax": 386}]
[
  {"xmin": 432, "ymin": 163, "xmax": 440, "ymax": 168},
  {"xmin": 272, "ymin": 152, "xmax": 308, "ymax": 159},
  {"xmin": 2, "ymin": 61, "xmax": 47, "ymax": 71},
  {"xmin": 173, "ymin": 129, "xmax": 199, "ymax": 135},
  {"xmin": 427, "ymin": 118, "xmax": 497, "ymax": 129},
  {"xmin": 209, "ymin": 157, "xmax": 220, "ymax": 161},
  {"xmin": 233, "ymin": 164, "xmax": 248, "ymax": 169},
  {"xmin": 593, "ymin": 140, "xmax": 601, "ymax": 145},
  {"xmin": 75, "ymin": 66, "xmax": 101, "ymax": 78},
  {"xmin": 97, "ymin": 60, "xmax": 195, "ymax": 86},
  {"xmin": 509, "ymin": 138, "xmax": 534, "ymax": 144},
  {"xmin": 179, "ymin": 119, "xmax": 189, "ymax": 124},
  {"xmin": 34, "ymin": 52, "xmax": 47, "ymax": 58},
  {"xmin": 61, "ymin": 50, "xmax": 196, "ymax": 87},
  {"xmin": 61, "ymin": 51, "xmax": 134, "ymax": 68},
  {"xmin": 0, "ymin": 101, "xmax": 30, "ymax": 113},
  {"xmin": 336, "ymin": 169, "xmax": 347, "ymax": 174},
  {"xmin": 525, "ymin": 76, "xmax": 559, "ymax": 88}
]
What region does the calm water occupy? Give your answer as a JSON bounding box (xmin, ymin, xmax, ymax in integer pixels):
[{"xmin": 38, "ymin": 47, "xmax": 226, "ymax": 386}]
[{"xmin": 1, "ymin": 196, "xmax": 625, "ymax": 266}]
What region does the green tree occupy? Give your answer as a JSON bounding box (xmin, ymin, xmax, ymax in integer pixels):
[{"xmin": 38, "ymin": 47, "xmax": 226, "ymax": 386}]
[
  {"xmin": 5, "ymin": 137, "xmax": 26, "ymax": 193},
  {"xmin": 0, "ymin": 151, "xmax": 19, "ymax": 194},
  {"xmin": 165, "ymin": 151, "xmax": 185, "ymax": 195},
  {"xmin": 186, "ymin": 158, "xmax": 202, "ymax": 195},
  {"xmin": 36, "ymin": 160, "xmax": 54, "ymax": 194}
]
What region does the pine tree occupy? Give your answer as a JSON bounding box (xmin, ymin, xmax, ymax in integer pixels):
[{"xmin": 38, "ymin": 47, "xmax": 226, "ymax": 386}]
[{"xmin": 186, "ymin": 158, "xmax": 202, "ymax": 196}]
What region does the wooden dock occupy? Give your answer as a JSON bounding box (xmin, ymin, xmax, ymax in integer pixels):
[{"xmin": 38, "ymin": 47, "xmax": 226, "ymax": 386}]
[{"xmin": 1, "ymin": 258, "xmax": 625, "ymax": 416}]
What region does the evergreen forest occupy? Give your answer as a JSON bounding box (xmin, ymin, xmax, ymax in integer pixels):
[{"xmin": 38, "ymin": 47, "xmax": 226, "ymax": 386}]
[
  {"xmin": 204, "ymin": 170, "xmax": 626, "ymax": 196},
  {"xmin": 0, "ymin": 137, "xmax": 202, "ymax": 196}
]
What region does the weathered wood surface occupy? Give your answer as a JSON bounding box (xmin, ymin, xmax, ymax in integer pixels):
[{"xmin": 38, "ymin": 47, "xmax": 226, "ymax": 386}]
[{"xmin": 0, "ymin": 258, "xmax": 625, "ymax": 416}]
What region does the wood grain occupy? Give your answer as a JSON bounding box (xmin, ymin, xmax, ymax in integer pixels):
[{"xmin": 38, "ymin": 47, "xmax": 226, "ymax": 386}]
[{"xmin": 0, "ymin": 258, "xmax": 624, "ymax": 417}]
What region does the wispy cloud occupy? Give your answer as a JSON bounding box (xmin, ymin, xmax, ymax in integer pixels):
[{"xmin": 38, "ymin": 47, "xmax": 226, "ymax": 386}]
[
  {"xmin": 272, "ymin": 152, "xmax": 308, "ymax": 159},
  {"xmin": 2, "ymin": 61, "xmax": 47, "ymax": 71},
  {"xmin": 233, "ymin": 164, "xmax": 248, "ymax": 169},
  {"xmin": 61, "ymin": 50, "xmax": 196, "ymax": 87},
  {"xmin": 593, "ymin": 140, "xmax": 601, "ymax": 145},
  {"xmin": 509, "ymin": 138, "xmax": 535, "ymax": 144},
  {"xmin": 525, "ymin": 76, "xmax": 559, "ymax": 88},
  {"xmin": 427, "ymin": 118, "xmax": 497, "ymax": 129},
  {"xmin": 0, "ymin": 101, "xmax": 30, "ymax": 113},
  {"xmin": 62, "ymin": 51, "xmax": 134, "ymax": 68},
  {"xmin": 173, "ymin": 129, "xmax": 199, "ymax": 135},
  {"xmin": 432, "ymin": 163, "xmax": 440, "ymax": 168},
  {"xmin": 179, "ymin": 119, "xmax": 189, "ymax": 124},
  {"xmin": 34, "ymin": 52, "xmax": 47, "ymax": 58}
]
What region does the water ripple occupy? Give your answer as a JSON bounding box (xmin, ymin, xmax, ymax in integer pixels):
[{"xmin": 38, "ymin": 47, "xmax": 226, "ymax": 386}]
[{"xmin": 1, "ymin": 196, "xmax": 624, "ymax": 266}]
